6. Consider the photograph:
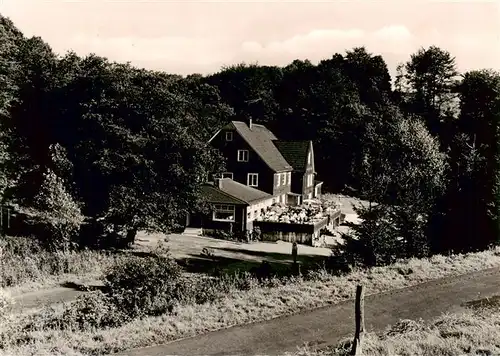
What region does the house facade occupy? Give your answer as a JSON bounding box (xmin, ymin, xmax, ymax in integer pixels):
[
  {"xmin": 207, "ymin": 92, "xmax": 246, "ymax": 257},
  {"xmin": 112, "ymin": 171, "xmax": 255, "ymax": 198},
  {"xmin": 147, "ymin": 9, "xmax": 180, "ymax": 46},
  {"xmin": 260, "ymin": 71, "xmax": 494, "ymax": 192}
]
[
  {"xmin": 273, "ymin": 140, "xmax": 323, "ymax": 204},
  {"xmin": 187, "ymin": 178, "xmax": 275, "ymax": 235},
  {"xmin": 188, "ymin": 119, "xmax": 324, "ymax": 235},
  {"xmin": 208, "ymin": 119, "xmax": 293, "ymax": 204}
]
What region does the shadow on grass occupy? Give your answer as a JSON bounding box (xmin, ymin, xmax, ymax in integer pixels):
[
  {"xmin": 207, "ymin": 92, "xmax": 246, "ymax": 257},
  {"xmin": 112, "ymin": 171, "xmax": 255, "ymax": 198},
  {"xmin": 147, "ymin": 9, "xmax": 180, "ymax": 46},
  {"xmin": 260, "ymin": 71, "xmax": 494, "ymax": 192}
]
[
  {"xmin": 463, "ymin": 295, "xmax": 500, "ymax": 310},
  {"xmin": 212, "ymin": 246, "xmax": 329, "ymax": 266},
  {"xmin": 60, "ymin": 281, "xmax": 107, "ymax": 292},
  {"xmin": 178, "ymin": 248, "xmax": 330, "ymax": 278},
  {"xmin": 178, "ymin": 254, "xmax": 301, "ymax": 277}
]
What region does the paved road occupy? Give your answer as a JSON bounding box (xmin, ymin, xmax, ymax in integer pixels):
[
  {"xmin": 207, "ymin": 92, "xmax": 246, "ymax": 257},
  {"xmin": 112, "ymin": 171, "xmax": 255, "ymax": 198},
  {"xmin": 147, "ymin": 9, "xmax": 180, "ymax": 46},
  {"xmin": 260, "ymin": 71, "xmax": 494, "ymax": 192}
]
[{"xmin": 115, "ymin": 267, "xmax": 500, "ymax": 356}]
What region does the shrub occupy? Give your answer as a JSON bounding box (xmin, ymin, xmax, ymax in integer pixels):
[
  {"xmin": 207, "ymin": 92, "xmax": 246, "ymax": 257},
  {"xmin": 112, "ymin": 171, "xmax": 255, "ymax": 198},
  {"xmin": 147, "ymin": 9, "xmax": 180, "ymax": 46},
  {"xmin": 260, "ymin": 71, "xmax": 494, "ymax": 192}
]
[
  {"xmin": 18, "ymin": 168, "xmax": 84, "ymax": 251},
  {"xmin": 53, "ymin": 291, "xmax": 128, "ymax": 331},
  {"xmin": 0, "ymin": 290, "xmax": 14, "ymax": 318},
  {"xmin": 0, "ymin": 235, "xmax": 120, "ymax": 288},
  {"xmin": 104, "ymin": 251, "xmax": 184, "ymax": 318},
  {"xmin": 202, "ymin": 229, "xmax": 235, "ymax": 240}
]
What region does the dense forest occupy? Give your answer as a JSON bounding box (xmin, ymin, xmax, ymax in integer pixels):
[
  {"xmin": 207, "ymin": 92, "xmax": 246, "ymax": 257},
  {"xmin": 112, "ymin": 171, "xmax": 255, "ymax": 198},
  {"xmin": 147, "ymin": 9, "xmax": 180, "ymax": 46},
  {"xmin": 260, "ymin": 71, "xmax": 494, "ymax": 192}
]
[{"xmin": 1, "ymin": 16, "xmax": 499, "ymax": 265}]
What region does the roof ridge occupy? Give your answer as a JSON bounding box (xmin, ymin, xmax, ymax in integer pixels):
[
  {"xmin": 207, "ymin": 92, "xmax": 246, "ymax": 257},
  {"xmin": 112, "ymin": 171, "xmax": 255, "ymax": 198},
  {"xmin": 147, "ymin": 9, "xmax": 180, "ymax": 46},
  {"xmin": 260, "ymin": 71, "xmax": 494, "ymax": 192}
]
[{"xmin": 232, "ymin": 121, "xmax": 292, "ymax": 172}]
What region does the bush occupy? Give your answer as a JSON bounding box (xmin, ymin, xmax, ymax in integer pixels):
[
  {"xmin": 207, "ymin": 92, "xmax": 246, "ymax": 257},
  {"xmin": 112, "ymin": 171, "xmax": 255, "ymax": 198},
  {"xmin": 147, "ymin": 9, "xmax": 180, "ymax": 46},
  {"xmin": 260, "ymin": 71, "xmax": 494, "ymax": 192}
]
[
  {"xmin": 202, "ymin": 229, "xmax": 235, "ymax": 240},
  {"xmin": 18, "ymin": 168, "xmax": 84, "ymax": 251},
  {"xmin": 0, "ymin": 290, "xmax": 14, "ymax": 318},
  {"xmin": 54, "ymin": 291, "xmax": 128, "ymax": 330},
  {"xmin": 0, "ymin": 235, "xmax": 120, "ymax": 288},
  {"xmin": 104, "ymin": 250, "xmax": 184, "ymax": 318}
]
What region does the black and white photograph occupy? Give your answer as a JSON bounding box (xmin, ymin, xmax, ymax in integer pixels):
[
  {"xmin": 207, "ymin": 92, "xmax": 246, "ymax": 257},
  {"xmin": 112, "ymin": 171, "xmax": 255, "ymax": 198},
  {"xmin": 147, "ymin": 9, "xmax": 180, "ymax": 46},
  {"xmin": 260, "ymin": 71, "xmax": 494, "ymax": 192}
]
[{"xmin": 0, "ymin": 1, "xmax": 499, "ymax": 355}]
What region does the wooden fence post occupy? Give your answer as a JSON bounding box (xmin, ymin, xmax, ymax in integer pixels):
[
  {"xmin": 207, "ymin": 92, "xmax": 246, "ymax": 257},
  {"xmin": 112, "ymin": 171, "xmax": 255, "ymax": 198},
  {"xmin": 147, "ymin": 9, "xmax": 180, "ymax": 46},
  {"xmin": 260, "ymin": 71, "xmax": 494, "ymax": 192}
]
[
  {"xmin": 291, "ymin": 242, "xmax": 300, "ymax": 275},
  {"xmin": 292, "ymin": 241, "xmax": 298, "ymax": 265},
  {"xmin": 351, "ymin": 285, "xmax": 365, "ymax": 356}
]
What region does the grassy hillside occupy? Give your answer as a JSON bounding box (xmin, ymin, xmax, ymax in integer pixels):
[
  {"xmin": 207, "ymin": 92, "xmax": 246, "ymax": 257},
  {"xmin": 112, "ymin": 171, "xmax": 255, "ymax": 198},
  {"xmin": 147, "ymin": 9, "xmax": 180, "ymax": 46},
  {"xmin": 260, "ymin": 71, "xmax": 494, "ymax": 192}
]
[{"xmin": 1, "ymin": 239, "xmax": 499, "ymax": 356}]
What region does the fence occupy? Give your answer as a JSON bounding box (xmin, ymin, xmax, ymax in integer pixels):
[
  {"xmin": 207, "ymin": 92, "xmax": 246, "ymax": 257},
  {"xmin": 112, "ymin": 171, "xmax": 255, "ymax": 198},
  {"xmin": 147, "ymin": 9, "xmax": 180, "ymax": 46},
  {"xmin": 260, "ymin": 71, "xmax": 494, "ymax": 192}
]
[{"xmin": 253, "ymin": 209, "xmax": 342, "ymax": 246}]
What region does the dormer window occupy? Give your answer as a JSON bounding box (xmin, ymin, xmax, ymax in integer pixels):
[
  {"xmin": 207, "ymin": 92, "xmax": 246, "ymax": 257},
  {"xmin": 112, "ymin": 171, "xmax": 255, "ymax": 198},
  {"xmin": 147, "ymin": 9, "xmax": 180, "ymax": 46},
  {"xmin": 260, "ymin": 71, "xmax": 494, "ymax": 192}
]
[{"xmin": 225, "ymin": 132, "xmax": 233, "ymax": 141}]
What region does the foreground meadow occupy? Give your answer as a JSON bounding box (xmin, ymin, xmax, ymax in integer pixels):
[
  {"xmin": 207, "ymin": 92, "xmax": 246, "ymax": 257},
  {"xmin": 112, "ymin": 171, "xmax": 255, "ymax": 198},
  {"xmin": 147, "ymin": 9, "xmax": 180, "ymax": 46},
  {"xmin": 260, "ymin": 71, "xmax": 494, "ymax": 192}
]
[
  {"xmin": 293, "ymin": 297, "xmax": 500, "ymax": 356},
  {"xmin": 1, "ymin": 233, "xmax": 500, "ymax": 356}
]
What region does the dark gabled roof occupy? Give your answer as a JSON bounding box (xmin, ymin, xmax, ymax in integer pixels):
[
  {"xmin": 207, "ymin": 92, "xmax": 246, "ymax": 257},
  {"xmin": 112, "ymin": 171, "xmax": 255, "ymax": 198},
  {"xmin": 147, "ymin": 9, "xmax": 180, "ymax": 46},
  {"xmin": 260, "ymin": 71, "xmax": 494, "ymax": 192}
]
[
  {"xmin": 250, "ymin": 123, "xmax": 278, "ymax": 140},
  {"xmin": 202, "ymin": 179, "xmax": 272, "ymax": 205},
  {"xmin": 218, "ymin": 178, "xmax": 272, "ymax": 204},
  {"xmin": 222, "ymin": 121, "xmax": 292, "ymax": 173},
  {"xmin": 201, "ymin": 185, "xmax": 247, "ymax": 205},
  {"xmin": 273, "ymin": 140, "xmax": 311, "ymax": 171}
]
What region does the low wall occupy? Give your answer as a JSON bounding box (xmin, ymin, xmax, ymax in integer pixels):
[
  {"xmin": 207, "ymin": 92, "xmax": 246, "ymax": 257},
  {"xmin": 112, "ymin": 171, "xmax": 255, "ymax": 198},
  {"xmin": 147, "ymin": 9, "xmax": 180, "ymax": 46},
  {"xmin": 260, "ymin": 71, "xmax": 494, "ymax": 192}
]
[{"xmin": 254, "ymin": 210, "xmax": 341, "ymax": 246}]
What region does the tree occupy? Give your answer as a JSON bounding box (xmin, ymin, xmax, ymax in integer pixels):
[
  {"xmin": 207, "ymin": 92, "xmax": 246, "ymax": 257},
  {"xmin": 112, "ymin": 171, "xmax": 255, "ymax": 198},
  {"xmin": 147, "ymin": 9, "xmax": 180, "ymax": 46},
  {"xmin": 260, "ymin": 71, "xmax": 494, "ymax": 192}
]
[
  {"xmin": 169, "ymin": 75, "xmax": 234, "ymax": 141},
  {"xmin": 343, "ymin": 47, "xmax": 392, "ymax": 109},
  {"xmin": 0, "ymin": 16, "xmax": 24, "ymax": 201},
  {"xmin": 206, "ymin": 63, "xmax": 282, "ymax": 125},
  {"xmin": 4, "ymin": 35, "xmax": 59, "ymax": 205},
  {"xmin": 435, "ymin": 70, "xmax": 500, "ymax": 252},
  {"xmin": 19, "ymin": 168, "xmax": 84, "ymax": 250},
  {"xmin": 340, "ymin": 108, "xmax": 447, "ymax": 265},
  {"xmin": 53, "ymin": 59, "xmax": 225, "ymax": 246},
  {"xmin": 395, "ymin": 46, "xmax": 460, "ymax": 146}
]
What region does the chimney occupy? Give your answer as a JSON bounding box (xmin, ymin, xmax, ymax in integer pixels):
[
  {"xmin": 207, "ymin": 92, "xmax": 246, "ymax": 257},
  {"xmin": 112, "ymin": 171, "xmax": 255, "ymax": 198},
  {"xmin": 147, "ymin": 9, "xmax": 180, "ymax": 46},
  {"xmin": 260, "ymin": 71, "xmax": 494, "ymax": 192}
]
[
  {"xmin": 215, "ymin": 178, "xmax": 223, "ymax": 189},
  {"xmin": 248, "ymin": 117, "xmax": 253, "ymax": 130}
]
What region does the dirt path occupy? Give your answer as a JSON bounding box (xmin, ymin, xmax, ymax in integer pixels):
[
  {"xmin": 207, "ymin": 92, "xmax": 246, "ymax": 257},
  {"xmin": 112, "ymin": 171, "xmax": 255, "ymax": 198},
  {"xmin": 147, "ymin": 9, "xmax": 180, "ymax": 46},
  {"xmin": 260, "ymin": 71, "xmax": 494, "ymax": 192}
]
[
  {"xmin": 11, "ymin": 280, "xmax": 104, "ymax": 312},
  {"xmin": 11, "ymin": 287, "xmax": 85, "ymax": 311},
  {"xmin": 115, "ymin": 267, "xmax": 500, "ymax": 356}
]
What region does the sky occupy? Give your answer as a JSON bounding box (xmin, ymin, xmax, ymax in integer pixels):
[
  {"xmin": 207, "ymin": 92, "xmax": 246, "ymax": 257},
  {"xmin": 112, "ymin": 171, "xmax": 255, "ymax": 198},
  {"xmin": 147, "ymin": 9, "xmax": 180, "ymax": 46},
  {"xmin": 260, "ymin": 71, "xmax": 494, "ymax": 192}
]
[{"xmin": 1, "ymin": 0, "xmax": 499, "ymax": 79}]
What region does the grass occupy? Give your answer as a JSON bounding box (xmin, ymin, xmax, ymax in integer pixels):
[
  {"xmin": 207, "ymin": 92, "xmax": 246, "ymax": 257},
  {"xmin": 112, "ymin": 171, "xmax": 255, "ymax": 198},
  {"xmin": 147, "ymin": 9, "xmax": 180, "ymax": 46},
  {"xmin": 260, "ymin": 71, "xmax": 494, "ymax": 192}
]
[
  {"xmin": 292, "ymin": 298, "xmax": 500, "ymax": 356},
  {"xmin": 1, "ymin": 245, "xmax": 500, "ymax": 356},
  {"xmin": 0, "ymin": 236, "xmax": 123, "ymax": 295}
]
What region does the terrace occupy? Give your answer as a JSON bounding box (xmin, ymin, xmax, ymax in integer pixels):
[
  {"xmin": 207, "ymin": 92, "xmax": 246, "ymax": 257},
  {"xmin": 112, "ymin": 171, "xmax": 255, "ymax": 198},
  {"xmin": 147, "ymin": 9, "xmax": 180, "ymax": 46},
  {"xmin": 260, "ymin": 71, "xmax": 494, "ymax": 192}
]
[{"xmin": 253, "ymin": 198, "xmax": 343, "ymax": 247}]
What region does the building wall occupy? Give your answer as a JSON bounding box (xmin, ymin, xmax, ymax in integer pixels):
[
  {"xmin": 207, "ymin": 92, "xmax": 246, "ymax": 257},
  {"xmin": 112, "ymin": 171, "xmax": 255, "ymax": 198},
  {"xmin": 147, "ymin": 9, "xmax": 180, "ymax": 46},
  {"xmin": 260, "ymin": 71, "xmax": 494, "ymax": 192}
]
[
  {"xmin": 314, "ymin": 183, "xmax": 323, "ymax": 198},
  {"xmin": 253, "ymin": 212, "xmax": 341, "ymax": 247},
  {"xmin": 301, "ymin": 143, "xmax": 316, "ymax": 200},
  {"xmin": 245, "ymin": 197, "xmax": 275, "ymax": 231},
  {"xmin": 272, "ymin": 171, "xmax": 292, "ymax": 201},
  {"xmin": 194, "ymin": 204, "xmax": 247, "ymax": 233},
  {"xmin": 211, "ymin": 128, "xmax": 278, "ymax": 196}
]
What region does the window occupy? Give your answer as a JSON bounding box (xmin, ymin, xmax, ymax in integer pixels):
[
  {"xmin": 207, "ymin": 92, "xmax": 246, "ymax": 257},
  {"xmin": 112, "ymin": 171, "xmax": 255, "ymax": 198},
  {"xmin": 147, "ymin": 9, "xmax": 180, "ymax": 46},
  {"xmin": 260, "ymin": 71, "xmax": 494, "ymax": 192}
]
[
  {"xmin": 225, "ymin": 131, "xmax": 233, "ymax": 141},
  {"xmin": 213, "ymin": 204, "xmax": 235, "ymax": 222},
  {"xmin": 222, "ymin": 172, "xmax": 233, "ymax": 179},
  {"xmin": 247, "ymin": 173, "xmax": 258, "ymax": 187},
  {"xmin": 282, "ymin": 173, "xmax": 286, "ymax": 185},
  {"xmin": 287, "ymin": 172, "xmax": 291, "ymax": 185},
  {"xmin": 276, "ymin": 173, "xmax": 281, "ymax": 187},
  {"xmin": 308, "ymin": 151, "xmax": 312, "ymax": 165},
  {"xmin": 307, "ymin": 173, "xmax": 314, "ymax": 187},
  {"xmin": 237, "ymin": 150, "xmax": 249, "ymax": 162}
]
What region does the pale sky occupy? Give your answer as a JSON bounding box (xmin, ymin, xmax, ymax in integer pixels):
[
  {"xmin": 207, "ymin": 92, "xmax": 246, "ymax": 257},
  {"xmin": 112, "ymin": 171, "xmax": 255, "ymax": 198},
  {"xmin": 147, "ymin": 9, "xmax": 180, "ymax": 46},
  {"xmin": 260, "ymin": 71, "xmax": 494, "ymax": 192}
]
[{"xmin": 1, "ymin": 0, "xmax": 499, "ymax": 78}]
